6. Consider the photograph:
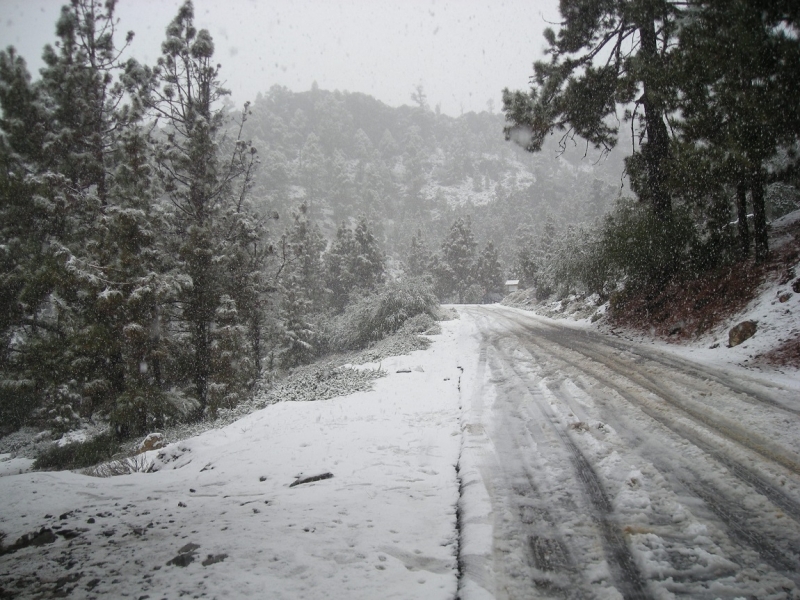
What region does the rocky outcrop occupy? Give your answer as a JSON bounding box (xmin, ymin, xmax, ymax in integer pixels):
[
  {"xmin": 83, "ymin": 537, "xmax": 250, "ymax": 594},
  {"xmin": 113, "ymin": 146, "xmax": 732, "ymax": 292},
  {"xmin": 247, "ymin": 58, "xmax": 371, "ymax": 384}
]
[
  {"xmin": 729, "ymin": 320, "xmax": 757, "ymax": 347},
  {"xmin": 137, "ymin": 432, "xmax": 166, "ymax": 454}
]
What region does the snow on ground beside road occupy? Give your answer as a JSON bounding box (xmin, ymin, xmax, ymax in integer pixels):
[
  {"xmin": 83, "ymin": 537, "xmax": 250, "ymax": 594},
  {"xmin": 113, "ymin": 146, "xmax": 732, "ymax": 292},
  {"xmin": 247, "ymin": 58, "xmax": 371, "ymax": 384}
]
[
  {"xmin": 0, "ymin": 320, "xmax": 475, "ymax": 599},
  {"xmin": 0, "ymin": 456, "xmax": 34, "ymax": 478}
]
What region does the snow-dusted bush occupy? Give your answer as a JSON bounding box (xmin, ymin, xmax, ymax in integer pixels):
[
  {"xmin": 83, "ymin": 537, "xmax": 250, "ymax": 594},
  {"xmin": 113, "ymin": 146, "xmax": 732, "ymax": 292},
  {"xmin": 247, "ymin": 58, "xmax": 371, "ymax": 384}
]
[
  {"xmin": 531, "ymin": 200, "xmax": 701, "ymax": 299},
  {"xmin": 597, "ymin": 200, "xmax": 697, "ymax": 289},
  {"xmin": 323, "ymin": 278, "xmax": 439, "ymax": 351},
  {"xmin": 81, "ymin": 454, "xmax": 155, "ymax": 477},
  {"xmin": 33, "ymin": 432, "xmax": 120, "ymax": 471},
  {"xmin": 398, "ymin": 312, "xmax": 439, "ymax": 335}
]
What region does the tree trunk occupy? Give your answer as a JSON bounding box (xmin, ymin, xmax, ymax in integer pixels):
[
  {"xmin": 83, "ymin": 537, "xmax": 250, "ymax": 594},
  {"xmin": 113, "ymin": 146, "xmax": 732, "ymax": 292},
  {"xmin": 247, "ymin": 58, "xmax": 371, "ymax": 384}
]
[
  {"xmin": 250, "ymin": 311, "xmax": 262, "ymax": 377},
  {"xmin": 750, "ymin": 170, "xmax": 769, "ymax": 262},
  {"xmin": 736, "ymin": 181, "xmax": 750, "ymax": 259},
  {"xmin": 189, "ymin": 246, "xmax": 214, "ymax": 417},
  {"xmin": 638, "ymin": 16, "xmax": 672, "ymax": 222}
]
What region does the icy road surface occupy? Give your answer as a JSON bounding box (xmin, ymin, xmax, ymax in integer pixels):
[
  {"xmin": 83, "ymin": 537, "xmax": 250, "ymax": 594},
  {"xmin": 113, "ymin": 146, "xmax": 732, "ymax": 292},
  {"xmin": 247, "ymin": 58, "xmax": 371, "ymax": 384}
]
[{"xmin": 458, "ymin": 305, "xmax": 800, "ymax": 600}]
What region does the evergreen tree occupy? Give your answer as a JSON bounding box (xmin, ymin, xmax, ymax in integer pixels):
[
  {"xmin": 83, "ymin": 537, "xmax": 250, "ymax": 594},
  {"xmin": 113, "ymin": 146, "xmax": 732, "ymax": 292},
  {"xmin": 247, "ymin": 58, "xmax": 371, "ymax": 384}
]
[
  {"xmin": 208, "ymin": 295, "xmax": 253, "ymax": 415},
  {"xmin": 0, "ymin": 50, "xmax": 52, "ymax": 427},
  {"xmin": 299, "ymin": 132, "xmax": 326, "ymax": 216},
  {"xmin": 282, "ymin": 203, "xmax": 326, "ymax": 310},
  {"xmin": 325, "ymin": 218, "xmax": 385, "ymax": 312},
  {"xmin": 474, "ymin": 241, "xmax": 504, "ymax": 299},
  {"xmin": 278, "ymin": 271, "xmax": 317, "ymax": 369},
  {"xmin": 327, "ymin": 149, "xmax": 353, "ymax": 223},
  {"xmin": 502, "ymin": 0, "xmax": 681, "ymax": 221},
  {"xmin": 147, "ymin": 1, "xmax": 258, "ymax": 417},
  {"xmin": 677, "ymin": 0, "xmax": 800, "ymax": 261},
  {"xmin": 439, "ymin": 217, "xmax": 477, "ymax": 302},
  {"xmin": 218, "ymin": 196, "xmax": 277, "ymax": 382},
  {"xmin": 325, "ymin": 223, "xmax": 358, "ymax": 312},
  {"xmin": 352, "ymin": 217, "xmax": 386, "ymax": 291},
  {"xmin": 407, "ymin": 230, "xmax": 433, "ymax": 279},
  {"xmin": 514, "ymin": 225, "xmax": 540, "ymax": 291},
  {"xmin": 274, "ymin": 205, "xmax": 325, "ymax": 368},
  {"xmin": 0, "ymin": 0, "xmax": 161, "ymax": 433}
]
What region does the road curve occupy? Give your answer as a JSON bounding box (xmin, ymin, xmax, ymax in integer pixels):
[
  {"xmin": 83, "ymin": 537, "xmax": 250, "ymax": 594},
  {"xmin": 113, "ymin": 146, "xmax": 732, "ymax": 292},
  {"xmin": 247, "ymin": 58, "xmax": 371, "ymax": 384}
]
[{"xmin": 457, "ymin": 305, "xmax": 800, "ymax": 600}]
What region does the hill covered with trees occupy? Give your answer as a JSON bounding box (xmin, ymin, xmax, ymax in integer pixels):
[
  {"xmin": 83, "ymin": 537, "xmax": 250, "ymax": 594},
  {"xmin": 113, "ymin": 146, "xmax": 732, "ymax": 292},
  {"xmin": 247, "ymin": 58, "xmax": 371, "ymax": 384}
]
[{"xmin": 243, "ymin": 83, "xmax": 625, "ymax": 265}]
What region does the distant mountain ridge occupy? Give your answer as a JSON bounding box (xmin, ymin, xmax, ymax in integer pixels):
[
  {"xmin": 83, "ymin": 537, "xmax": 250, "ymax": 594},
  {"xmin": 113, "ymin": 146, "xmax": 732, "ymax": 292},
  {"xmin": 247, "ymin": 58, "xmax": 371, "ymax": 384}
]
[{"xmin": 244, "ymin": 85, "xmax": 628, "ymax": 264}]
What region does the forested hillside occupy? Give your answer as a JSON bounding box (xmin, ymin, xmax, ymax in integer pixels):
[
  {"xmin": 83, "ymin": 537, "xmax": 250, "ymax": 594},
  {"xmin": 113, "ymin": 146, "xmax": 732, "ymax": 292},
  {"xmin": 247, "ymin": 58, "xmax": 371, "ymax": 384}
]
[{"xmin": 243, "ymin": 85, "xmax": 624, "ymax": 263}]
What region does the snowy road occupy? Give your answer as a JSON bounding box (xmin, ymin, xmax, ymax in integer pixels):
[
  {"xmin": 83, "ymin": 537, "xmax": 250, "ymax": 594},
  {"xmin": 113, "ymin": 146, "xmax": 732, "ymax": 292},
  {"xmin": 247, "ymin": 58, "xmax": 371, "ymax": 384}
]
[{"xmin": 457, "ymin": 305, "xmax": 800, "ymax": 599}]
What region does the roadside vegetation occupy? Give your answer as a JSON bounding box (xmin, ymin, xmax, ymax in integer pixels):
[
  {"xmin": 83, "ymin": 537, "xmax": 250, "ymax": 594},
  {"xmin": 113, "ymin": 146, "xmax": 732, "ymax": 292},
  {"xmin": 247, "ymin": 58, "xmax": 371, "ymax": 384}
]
[
  {"xmin": 0, "ymin": 1, "xmax": 444, "ymax": 469},
  {"xmin": 501, "ymin": 0, "xmax": 800, "ymax": 345}
]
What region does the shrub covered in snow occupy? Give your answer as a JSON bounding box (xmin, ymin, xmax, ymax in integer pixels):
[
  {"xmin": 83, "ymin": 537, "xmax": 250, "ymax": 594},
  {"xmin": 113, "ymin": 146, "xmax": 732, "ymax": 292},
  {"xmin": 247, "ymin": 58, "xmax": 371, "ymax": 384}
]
[
  {"xmin": 33, "ymin": 433, "xmax": 120, "ymax": 471},
  {"xmin": 322, "ymin": 278, "xmax": 439, "ymax": 351}
]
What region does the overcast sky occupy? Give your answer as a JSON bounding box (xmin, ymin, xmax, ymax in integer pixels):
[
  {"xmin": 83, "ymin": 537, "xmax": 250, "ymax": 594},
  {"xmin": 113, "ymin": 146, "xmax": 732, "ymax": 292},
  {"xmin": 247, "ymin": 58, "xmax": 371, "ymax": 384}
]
[{"xmin": 1, "ymin": 0, "xmax": 561, "ymax": 116}]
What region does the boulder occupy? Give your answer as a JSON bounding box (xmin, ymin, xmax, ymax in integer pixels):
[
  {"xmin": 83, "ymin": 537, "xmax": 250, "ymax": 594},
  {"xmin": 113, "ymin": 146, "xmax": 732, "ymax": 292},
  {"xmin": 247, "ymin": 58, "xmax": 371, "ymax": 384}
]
[
  {"xmin": 729, "ymin": 320, "xmax": 757, "ymax": 347},
  {"xmin": 793, "ymin": 278, "xmax": 800, "ymax": 294},
  {"xmin": 137, "ymin": 432, "xmax": 166, "ymax": 454}
]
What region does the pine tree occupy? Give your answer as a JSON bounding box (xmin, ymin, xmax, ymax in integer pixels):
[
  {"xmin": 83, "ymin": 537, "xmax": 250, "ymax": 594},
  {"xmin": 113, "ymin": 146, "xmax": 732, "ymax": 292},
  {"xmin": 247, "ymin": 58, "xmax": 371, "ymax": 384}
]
[
  {"xmin": 299, "ymin": 132, "xmax": 326, "ymax": 216},
  {"xmin": 502, "ymin": 0, "xmax": 682, "ymax": 221},
  {"xmin": 282, "ymin": 204, "xmax": 326, "ymax": 310},
  {"xmin": 474, "ymin": 241, "xmax": 504, "ymax": 300},
  {"xmin": 677, "ymin": 0, "xmax": 800, "ymax": 261},
  {"xmin": 407, "ymin": 230, "xmax": 433, "ymax": 279},
  {"xmin": 514, "ymin": 226, "xmax": 540, "ymax": 291},
  {"xmin": 208, "ymin": 295, "xmax": 253, "ymax": 415},
  {"xmin": 325, "ymin": 218, "xmax": 385, "ymax": 312},
  {"xmin": 147, "ymin": 1, "xmax": 258, "ymax": 417},
  {"xmin": 278, "ymin": 272, "xmax": 317, "ymax": 369},
  {"xmin": 268, "ymin": 205, "xmax": 326, "ymax": 368},
  {"xmin": 439, "ymin": 217, "xmax": 477, "ymax": 302},
  {"xmin": 0, "ymin": 0, "xmax": 161, "ymax": 432},
  {"xmin": 0, "ymin": 50, "xmax": 52, "ymax": 427},
  {"xmin": 352, "ymin": 217, "xmax": 385, "ymax": 291}
]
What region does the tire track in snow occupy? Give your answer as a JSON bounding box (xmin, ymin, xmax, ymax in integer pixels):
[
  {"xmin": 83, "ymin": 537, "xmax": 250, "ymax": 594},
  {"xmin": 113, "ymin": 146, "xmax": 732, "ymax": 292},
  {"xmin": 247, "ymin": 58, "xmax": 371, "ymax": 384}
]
[
  {"xmin": 501, "ymin": 310, "xmax": 800, "ymax": 478},
  {"xmin": 484, "ymin": 338, "xmax": 652, "ymax": 600},
  {"xmin": 475, "ymin": 340, "xmax": 581, "ymax": 599},
  {"xmin": 470, "ymin": 308, "xmax": 651, "ymax": 599},
  {"xmin": 496, "ymin": 310, "xmax": 800, "ymax": 518},
  {"xmin": 480, "ymin": 307, "xmax": 800, "ymax": 584}
]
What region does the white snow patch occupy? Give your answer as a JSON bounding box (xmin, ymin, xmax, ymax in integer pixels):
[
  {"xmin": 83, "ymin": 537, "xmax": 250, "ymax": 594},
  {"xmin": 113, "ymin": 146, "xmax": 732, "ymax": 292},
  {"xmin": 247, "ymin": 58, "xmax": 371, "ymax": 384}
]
[{"xmin": 0, "ymin": 321, "xmax": 477, "ymax": 599}]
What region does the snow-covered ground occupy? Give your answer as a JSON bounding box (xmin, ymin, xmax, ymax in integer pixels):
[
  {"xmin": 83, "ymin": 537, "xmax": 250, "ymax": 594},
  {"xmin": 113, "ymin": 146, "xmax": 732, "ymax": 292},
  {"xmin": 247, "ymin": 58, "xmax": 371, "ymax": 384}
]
[
  {"xmin": 3, "ymin": 295, "xmax": 800, "ymax": 599},
  {"xmin": 0, "ymin": 322, "xmax": 476, "ymax": 599}
]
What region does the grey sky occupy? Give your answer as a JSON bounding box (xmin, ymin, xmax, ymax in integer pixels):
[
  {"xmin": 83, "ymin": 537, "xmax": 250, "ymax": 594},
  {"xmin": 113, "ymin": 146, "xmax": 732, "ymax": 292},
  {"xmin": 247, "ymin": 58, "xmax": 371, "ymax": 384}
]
[{"xmin": 1, "ymin": 0, "xmax": 561, "ymax": 116}]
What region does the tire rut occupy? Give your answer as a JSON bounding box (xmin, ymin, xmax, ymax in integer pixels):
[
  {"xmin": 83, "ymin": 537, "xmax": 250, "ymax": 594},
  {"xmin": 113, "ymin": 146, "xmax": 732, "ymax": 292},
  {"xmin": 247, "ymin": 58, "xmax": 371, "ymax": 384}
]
[
  {"xmin": 481, "ymin": 309, "xmax": 800, "ymax": 581},
  {"xmin": 503, "ymin": 311, "xmax": 800, "ymax": 478},
  {"xmin": 486, "ymin": 337, "xmax": 652, "ymax": 600},
  {"xmin": 493, "ymin": 310, "xmax": 800, "ymax": 521},
  {"xmin": 483, "ymin": 347, "xmax": 579, "ymax": 599}
]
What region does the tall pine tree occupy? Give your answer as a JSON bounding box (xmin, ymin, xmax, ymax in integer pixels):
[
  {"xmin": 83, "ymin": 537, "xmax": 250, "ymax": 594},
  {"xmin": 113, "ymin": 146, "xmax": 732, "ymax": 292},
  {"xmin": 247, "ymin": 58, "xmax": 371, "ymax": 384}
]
[
  {"xmin": 502, "ymin": 0, "xmax": 682, "ymax": 221},
  {"xmin": 146, "ymin": 1, "xmax": 258, "ymax": 418}
]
